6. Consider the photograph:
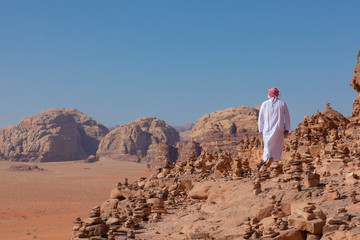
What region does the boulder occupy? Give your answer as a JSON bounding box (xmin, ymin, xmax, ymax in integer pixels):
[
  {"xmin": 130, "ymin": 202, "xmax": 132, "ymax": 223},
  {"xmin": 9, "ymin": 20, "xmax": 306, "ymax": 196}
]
[
  {"xmin": 288, "ymin": 214, "xmax": 325, "ymax": 234},
  {"xmin": 304, "ymin": 173, "xmax": 320, "ymax": 187},
  {"xmin": 188, "ymin": 181, "xmax": 214, "ymax": 200}
]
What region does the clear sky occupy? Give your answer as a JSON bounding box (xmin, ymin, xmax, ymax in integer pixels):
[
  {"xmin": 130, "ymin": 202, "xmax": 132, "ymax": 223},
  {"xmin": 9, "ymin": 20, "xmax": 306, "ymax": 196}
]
[{"xmin": 0, "ymin": 1, "xmax": 359, "ymax": 130}]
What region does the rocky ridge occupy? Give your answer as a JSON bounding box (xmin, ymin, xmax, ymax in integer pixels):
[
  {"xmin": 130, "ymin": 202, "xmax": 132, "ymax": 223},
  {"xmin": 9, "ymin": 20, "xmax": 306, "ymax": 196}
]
[
  {"xmin": 189, "ymin": 106, "xmax": 260, "ymax": 155},
  {"xmin": 70, "ymin": 48, "xmax": 360, "ymax": 240},
  {"xmin": 173, "ymin": 123, "xmax": 195, "ymax": 141},
  {"xmin": 97, "ymin": 117, "xmax": 180, "ymax": 166},
  {"xmin": 0, "ymin": 108, "xmax": 108, "ymax": 162}
]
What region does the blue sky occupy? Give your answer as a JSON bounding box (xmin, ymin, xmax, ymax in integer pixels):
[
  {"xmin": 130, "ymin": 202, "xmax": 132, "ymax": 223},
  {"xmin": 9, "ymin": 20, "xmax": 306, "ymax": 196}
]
[{"xmin": 0, "ymin": 1, "xmax": 359, "ymax": 130}]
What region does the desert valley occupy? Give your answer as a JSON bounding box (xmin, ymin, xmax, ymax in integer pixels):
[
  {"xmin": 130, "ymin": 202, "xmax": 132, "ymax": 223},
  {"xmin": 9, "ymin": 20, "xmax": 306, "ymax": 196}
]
[{"xmin": 0, "ymin": 48, "xmax": 359, "ymax": 240}]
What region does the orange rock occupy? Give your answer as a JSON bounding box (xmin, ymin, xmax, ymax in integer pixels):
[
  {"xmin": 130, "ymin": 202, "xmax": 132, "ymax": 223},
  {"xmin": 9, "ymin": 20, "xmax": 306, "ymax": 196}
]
[{"xmin": 288, "ymin": 214, "xmax": 325, "ymax": 234}]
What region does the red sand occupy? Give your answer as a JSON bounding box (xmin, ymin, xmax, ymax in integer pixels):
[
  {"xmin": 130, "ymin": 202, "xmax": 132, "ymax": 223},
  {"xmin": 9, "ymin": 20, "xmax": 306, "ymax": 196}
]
[{"xmin": 0, "ymin": 158, "xmax": 151, "ymax": 240}]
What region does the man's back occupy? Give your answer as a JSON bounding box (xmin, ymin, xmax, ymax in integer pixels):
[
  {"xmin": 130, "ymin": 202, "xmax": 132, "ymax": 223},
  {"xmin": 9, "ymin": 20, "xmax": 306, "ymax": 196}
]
[{"xmin": 258, "ymin": 99, "xmax": 290, "ymax": 134}]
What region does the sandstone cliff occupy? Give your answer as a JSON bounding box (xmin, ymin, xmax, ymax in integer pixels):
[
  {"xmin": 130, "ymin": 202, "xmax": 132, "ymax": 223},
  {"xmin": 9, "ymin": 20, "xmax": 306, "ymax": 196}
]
[
  {"xmin": 346, "ymin": 48, "xmax": 360, "ymax": 138},
  {"xmin": 189, "ymin": 106, "xmax": 260, "ymax": 155},
  {"xmin": 350, "ymin": 49, "xmax": 360, "ymax": 94},
  {"xmin": 96, "ymin": 117, "xmax": 180, "ymax": 164},
  {"xmin": 0, "ymin": 108, "xmax": 109, "ymax": 162},
  {"xmin": 173, "ymin": 123, "xmax": 195, "ymax": 141},
  {"xmin": 71, "ymin": 48, "xmax": 360, "ymax": 240}
]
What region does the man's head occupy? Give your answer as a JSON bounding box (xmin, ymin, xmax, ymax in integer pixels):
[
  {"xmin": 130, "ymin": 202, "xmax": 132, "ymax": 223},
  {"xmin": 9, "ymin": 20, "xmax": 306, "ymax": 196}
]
[{"xmin": 268, "ymin": 87, "xmax": 280, "ymax": 102}]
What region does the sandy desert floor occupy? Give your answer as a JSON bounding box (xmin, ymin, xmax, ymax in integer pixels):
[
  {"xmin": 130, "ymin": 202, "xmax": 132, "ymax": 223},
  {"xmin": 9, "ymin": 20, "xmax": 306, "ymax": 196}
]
[{"xmin": 0, "ymin": 158, "xmax": 151, "ymax": 240}]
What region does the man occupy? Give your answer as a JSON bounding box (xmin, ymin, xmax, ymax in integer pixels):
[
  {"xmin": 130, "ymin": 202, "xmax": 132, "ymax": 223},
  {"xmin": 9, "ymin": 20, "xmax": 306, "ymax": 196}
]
[{"xmin": 258, "ymin": 87, "xmax": 290, "ymax": 167}]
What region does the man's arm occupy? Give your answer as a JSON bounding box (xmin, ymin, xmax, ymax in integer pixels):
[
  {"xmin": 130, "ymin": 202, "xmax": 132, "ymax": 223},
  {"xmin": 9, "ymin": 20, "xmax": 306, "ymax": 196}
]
[
  {"xmin": 258, "ymin": 104, "xmax": 264, "ymax": 133},
  {"xmin": 284, "ymin": 102, "xmax": 290, "ymax": 136}
]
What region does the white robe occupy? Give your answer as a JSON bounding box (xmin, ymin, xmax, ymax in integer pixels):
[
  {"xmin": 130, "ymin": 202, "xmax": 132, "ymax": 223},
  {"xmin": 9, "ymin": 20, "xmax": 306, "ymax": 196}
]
[{"xmin": 258, "ymin": 99, "xmax": 290, "ymax": 161}]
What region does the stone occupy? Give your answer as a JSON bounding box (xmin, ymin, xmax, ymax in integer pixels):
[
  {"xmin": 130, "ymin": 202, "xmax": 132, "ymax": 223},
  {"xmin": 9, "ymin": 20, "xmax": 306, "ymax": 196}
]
[
  {"xmin": 306, "ymin": 234, "xmax": 321, "ymax": 240},
  {"xmin": 273, "ymin": 229, "xmax": 305, "ymax": 240},
  {"xmin": 0, "ymin": 108, "xmax": 108, "ymax": 162},
  {"xmin": 109, "ymin": 188, "xmax": 124, "ymax": 200},
  {"xmin": 188, "ymin": 181, "xmax": 214, "ymax": 200},
  {"xmin": 85, "ymin": 217, "xmax": 102, "ymax": 225},
  {"xmin": 97, "ymin": 117, "xmax": 180, "ymax": 166},
  {"xmin": 84, "ymin": 223, "xmax": 107, "ymax": 237},
  {"xmin": 147, "ymin": 198, "xmax": 164, "ymax": 207},
  {"xmin": 327, "ymin": 215, "xmax": 349, "ymax": 225},
  {"xmin": 313, "ymin": 209, "xmax": 327, "ymax": 221},
  {"xmin": 350, "ymin": 49, "xmax": 360, "ymax": 119},
  {"xmin": 189, "ymin": 232, "xmax": 210, "ymax": 239},
  {"xmin": 189, "ymin": 106, "xmax": 260, "ymax": 155},
  {"xmin": 288, "ymin": 214, "xmax": 325, "ymax": 234},
  {"xmin": 322, "ymin": 224, "xmax": 340, "ymax": 234},
  {"xmin": 304, "ymin": 173, "xmax": 320, "ymax": 187},
  {"xmin": 174, "ymin": 141, "xmax": 202, "ymax": 163}
]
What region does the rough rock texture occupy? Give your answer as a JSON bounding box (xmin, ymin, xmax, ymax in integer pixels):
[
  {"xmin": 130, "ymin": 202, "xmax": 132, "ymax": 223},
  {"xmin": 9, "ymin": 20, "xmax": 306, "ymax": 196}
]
[
  {"xmin": 72, "ymin": 146, "xmax": 360, "ymax": 240},
  {"xmin": 190, "ymin": 106, "xmax": 260, "ymax": 155},
  {"xmin": 0, "ymin": 108, "xmax": 108, "ymax": 162},
  {"xmin": 174, "ymin": 141, "xmax": 202, "ymax": 163},
  {"xmin": 97, "ymin": 117, "xmax": 180, "ymax": 164},
  {"xmin": 350, "ymin": 49, "xmax": 360, "ymax": 95},
  {"xmin": 71, "ymin": 49, "xmax": 360, "ymax": 240},
  {"xmin": 348, "ymin": 49, "xmax": 360, "ymax": 138},
  {"xmin": 173, "ymin": 123, "xmax": 195, "ymax": 141},
  {"xmin": 7, "ymin": 164, "xmax": 45, "ymax": 172}
]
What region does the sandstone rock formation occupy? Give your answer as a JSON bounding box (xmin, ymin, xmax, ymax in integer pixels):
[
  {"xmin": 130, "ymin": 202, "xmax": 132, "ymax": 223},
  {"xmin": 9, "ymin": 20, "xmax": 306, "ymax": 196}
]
[
  {"xmin": 350, "ymin": 49, "xmax": 360, "ymax": 114},
  {"xmin": 0, "ymin": 108, "xmax": 108, "ymax": 162},
  {"xmin": 71, "ymin": 48, "xmax": 360, "ymax": 240},
  {"xmin": 190, "ymin": 106, "xmax": 260, "ymax": 155},
  {"xmin": 7, "ymin": 164, "xmax": 45, "ymax": 172},
  {"xmin": 347, "ymin": 49, "xmax": 360, "ymax": 138},
  {"xmin": 173, "ymin": 123, "xmax": 195, "ymax": 141},
  {"xmin": 72, "ymin": 145, "xmax": 360, "ymax": 240},
  {"xmin": 97, "ymin": 117, "xmax": 180, "ymax": 164},
  {"xmin": 174, "ymin": 140, "xmax": 202, "ymax": 163}
]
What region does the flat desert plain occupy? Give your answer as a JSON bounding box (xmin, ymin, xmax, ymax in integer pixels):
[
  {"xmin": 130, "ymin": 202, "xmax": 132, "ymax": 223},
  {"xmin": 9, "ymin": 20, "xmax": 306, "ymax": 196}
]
[{"xmin": 0, "ymin": 158, "xmax": 151, "ymax": 240}]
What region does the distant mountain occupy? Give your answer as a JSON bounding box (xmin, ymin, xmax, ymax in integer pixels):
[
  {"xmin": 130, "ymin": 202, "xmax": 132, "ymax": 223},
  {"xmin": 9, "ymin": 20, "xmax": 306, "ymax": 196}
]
[
  {"xmin": 173, "ymin": 123, "xmax": 195, "ymax": 132},
  {"xmin": 0, "ymin": 108, "xmax": 109, "ymax": 162},
  {"xmin": 173, "ymin": 123, "xmax": 195, "ymax": 141},
  {"xmin": 97, "ymin": 117, "xmax": 180, "ymax": 167},
  {"xmin": 108, "ymin": 124, "xmax": 120, "ymax": 131}
]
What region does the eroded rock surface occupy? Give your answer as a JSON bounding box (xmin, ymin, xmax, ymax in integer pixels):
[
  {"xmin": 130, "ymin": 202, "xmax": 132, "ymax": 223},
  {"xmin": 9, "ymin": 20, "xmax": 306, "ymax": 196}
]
[
  {"xmin": 97, "ymin": 117, "xmax": 180, "ymax": 164},
  {"xmin": 71, "ymin": 48, "xmax": 360, "ymax": 240},
  {"xmin": 0, "ymin": 108, "xmax": 108, "ymax": 162},
  {"xmin": 348, "ymin": 49, "xmax": 360, "ymax": 138},
  {"xmin": 173, "ymin": 123, "xmax": 195, "ymax": 141},
  {"xmin": 190, "ymin": 106, "xmax": 260, "ymax": 155}
]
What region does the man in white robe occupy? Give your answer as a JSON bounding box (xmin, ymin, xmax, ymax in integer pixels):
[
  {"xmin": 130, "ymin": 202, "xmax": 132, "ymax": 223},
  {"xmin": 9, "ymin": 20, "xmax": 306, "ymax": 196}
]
[{"xmin": 258, "ymin": 87, "xmax": 290, "ymax": 167}]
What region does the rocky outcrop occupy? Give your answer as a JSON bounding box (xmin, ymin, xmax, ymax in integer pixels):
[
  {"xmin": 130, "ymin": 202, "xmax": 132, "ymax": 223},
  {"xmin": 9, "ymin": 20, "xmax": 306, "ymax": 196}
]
[
  {"xmin": 173, "ymin": 123, "xmax": 195, "ymax": 141},
  {"xmin": 174, "ymin": 141, "xmax": 202, "ymax": 163},
  {"xmin": 97, "ymin": 117, "xmax": 180, "ymax": 164},
  {"xmin": 350, "ymin": 49, "xmax": 360, "ymax": 95},
  {"xmin": 173, "ymin": 123, "xmax": 195, "ymax": 133},
  {"xmin": 348, "ymin": 49, "xmax": 360, "ymax": 138},
  {"xmin": 189, "ymin": 106, "xmax": 260, "ymax": 155},
  {"xmin": 0, "ymin": 108, "xmax": 109, "ymax": 162},
  {"xmin": 72, "ymin": 145, "xmax": 360, "ymax": 240},
  {"xmin": 350, "ymin": 49, "xmax": 360, "ymax": 120},
  {"xmin": 71, "ymin": 48, "xmax": 360, "ymax": 240},
  {"xmin": 238, "ymin": 103, "xmax": 350, "ymax": 166},
  {"xmin": 66, "ymin": 108, "xmax": 110, "ymax": 156}
]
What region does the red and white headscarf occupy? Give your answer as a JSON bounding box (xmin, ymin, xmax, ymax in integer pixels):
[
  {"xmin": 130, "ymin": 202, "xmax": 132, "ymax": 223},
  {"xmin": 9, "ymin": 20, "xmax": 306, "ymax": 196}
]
[{"xmin": 268, "ymin": 87, "xmax": 280, "ymax": 103}]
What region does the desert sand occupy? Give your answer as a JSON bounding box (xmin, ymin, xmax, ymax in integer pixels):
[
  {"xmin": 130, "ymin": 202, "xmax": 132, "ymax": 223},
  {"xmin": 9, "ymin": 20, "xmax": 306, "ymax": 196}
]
[{"xmin": 0, "ymin": 159, "xmax": 151, "ymax": 240}]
